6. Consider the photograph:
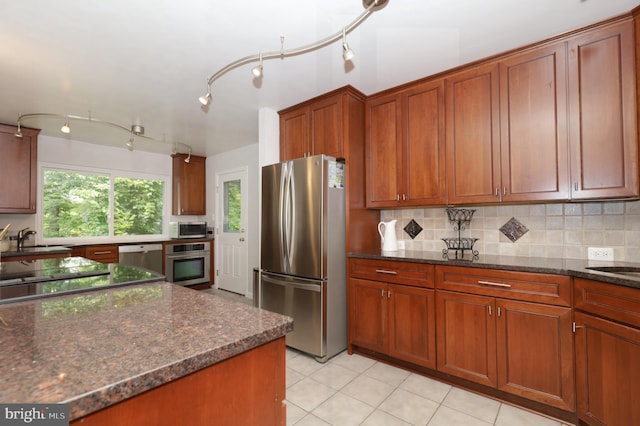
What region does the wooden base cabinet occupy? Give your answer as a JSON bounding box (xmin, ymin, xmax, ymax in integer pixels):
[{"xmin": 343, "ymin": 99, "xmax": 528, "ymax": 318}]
[
  {"xmin": 435, "ymin": 266, "xmax": 575, "ymax": 411},
  {"xmin": 349, "ymin": 259, "xmax": 436, "ymax": 369},
  {"xmin": 574, "ymin": 278, "xmax": 640, "ymax": 426}
]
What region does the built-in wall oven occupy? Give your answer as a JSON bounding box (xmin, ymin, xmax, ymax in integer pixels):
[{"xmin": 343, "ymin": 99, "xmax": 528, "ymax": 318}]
[{"xmin": 165, "ymin": 241, "xmax": 210, "ymax": 286}]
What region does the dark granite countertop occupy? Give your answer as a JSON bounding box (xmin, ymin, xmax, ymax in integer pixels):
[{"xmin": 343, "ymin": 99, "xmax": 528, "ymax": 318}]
[
  {"xmin": 1, "ymin": 245, "xmax": 72, "ymax": 258},
  {"xmin": 0, "ymin": 257, "xmax": 165, "ymax": 304},
  {"xmin": 0, "ymin": 282, "xmax": 293, "ymax": 420},
  {"xmin": 349, "ymin": 250, "xmax": 640, "ymax": 290}
]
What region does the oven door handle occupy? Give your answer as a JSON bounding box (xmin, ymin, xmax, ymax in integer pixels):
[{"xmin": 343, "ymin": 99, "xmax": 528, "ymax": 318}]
[{"xmin": 166, "ymin": 252, "xmax": 209, "ymax": 260}]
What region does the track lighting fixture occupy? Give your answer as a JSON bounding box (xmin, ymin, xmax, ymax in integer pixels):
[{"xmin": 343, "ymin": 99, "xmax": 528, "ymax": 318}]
[
  {"xmin": 198, "ymin": 87, "xmax": 212, "ymax": 106},
  {"xmin": 198, "ymin": 0, "xmax": 389, "ymax": 106},
  {"xmin": 184, "ymin": 149, "xmax": 192, "ymax": 164},
  {"xmin": 342, "ymin": 27, "xmax": 354, "ymax": 62},
  {"xmin": 14, "ymin": 112, "xmax": 194, "ymax": 156},
  {"xmin": 252, "ymin": 53, "xmax": 263, "ymax": 78},
  {"xmin": 61, "ymin": 117, "xmax": 71, "ymax": 134}
]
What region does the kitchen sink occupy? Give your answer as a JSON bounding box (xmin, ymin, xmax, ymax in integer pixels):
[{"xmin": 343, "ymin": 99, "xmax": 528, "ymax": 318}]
[{"xmin": 586, "ymin": 266, "xmax": 640, "ymax": 278}]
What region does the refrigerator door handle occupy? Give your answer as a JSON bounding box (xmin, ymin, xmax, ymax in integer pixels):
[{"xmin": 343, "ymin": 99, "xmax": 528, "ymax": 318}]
[
  {"xmin": 261, "ymin": 274, "xmax": 322, "ymax": 293},
  {"xmin": 280, "ymin": 162, "xmax": 290, "ymax": 273}
]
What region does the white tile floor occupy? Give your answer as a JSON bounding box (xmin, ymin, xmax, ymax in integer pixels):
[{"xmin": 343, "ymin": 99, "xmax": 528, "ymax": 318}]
[
  {"xmin": 203, "ymin": 289, "xmax": 575, "ymax": 426},
  {"xmin": 285, "ymin": 349, "xmax": 575, "ymax": 426}
]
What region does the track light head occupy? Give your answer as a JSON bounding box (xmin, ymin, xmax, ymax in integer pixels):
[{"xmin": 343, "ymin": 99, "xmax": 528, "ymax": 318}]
[
  {"xmin": 126, "ymin": 138, "xmax": 134, "ymax": 151},
  {"xmin": 342, "ymin": 27, "xmax": 354, "ymax": 62},
  {"xmin": 61, "ymin": 117, "xmax": 71, "ymax": 134},
  {"xmin": 184, "ymin": 150, "xmax": 191, "ymax": 163},
  {"xmin": 252, "ymin": 53, "xmax": 264, "ymax": 78},
  {"xmin": 14, "ymin": 122, "xmax": 23, "ymax": 138},
  {"xmin": 198, "ymin": 87, "xmax": 212, "ymax": 106}
]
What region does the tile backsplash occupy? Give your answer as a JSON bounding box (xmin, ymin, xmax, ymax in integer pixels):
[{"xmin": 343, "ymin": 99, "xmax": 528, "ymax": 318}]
[{"xmin": 380, "ymin": 200, "xmax": 640, "ymax": 262}]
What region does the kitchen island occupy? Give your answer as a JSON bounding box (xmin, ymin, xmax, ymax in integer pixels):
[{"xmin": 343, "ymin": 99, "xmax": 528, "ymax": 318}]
[{"xmin": 0, "ymin": 281, "xmax": 293, "ymax": 425}]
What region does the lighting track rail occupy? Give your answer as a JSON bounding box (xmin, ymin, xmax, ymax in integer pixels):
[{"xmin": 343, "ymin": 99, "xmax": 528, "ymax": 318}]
[
  {"xmin": 13, "ymin": 112, "xmax": 193, "ymax": 155},
  {"xmin": 198, "ymin": 0, "xmax": 389, "ymax": 106}
]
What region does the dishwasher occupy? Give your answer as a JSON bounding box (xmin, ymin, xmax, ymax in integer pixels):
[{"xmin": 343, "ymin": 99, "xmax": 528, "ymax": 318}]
[{"xmin": 118, "ymin": 244, "xmax": 164, "ymax": 275}]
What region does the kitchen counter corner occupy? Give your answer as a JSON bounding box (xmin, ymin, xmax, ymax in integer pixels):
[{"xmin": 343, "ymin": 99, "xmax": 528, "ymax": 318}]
[{"xmin": 0, "ymin": 282, "xmax": 293, "ymax": 420}]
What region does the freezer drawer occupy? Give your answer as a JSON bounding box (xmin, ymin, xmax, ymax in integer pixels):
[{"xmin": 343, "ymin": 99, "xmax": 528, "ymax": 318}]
[{"xmin": 260, "ymin": 272, "xmax": 325, "ymax": 359}]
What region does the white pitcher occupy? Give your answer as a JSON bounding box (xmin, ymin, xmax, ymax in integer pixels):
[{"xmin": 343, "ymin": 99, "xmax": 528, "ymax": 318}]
[{"xmin": 378, "ymin": 219, "xmax": 398, "ymax": 252}]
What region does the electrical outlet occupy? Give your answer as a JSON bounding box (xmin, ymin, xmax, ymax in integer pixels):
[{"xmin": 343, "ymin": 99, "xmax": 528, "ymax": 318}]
[{"xmin": 588, "ymin": 247, "xmax": 614, "ymax": 261}]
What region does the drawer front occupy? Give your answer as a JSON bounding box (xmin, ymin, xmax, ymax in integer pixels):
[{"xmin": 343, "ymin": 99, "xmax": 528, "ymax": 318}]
[
  {"xmin": 84, "ymin": 245, "xmax": 119, "ymax": 263},
  {"xmin": 436, "ymin": 266, "xmax": 571, "ymax": 306},
  {"xmin": 349, "ymin": 258, "xmax": 434, "ymax": 288},
  {"xmin": 574, "ymin": 278, "xmax": 640, "ymax": 329}
]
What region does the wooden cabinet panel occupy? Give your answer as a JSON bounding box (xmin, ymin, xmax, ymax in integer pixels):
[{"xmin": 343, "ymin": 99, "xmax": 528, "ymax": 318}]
[
  {"xmin": 172, "ymin": 154, "xmax": 206, "ymax": 215},
  {"xmin": 310, "ymin": 96, "xmax": 343, "ymax": 159},
  {"xmin": 366, "ymin": 95, "xmax": 401, "ymax": 205},
  {"xmin": 388, "ymin": 284, "xmax": 436, "ymax": 369},
  {"xmin": 496, "ymin": 299, "xmax": 574, "ymax": 411},
  {"xmin": 574, "ymin": 277, "xmax": 640, "ymax": 329},
  {"xmin": 568, "ymin": 20, "xmax": 638, "ymax": 199},
  {"xmin": 436, "ymin": 265, "xmax": 571, "ymax": 306},
  {"xmin": 499, "ymin": 43, "xmax": 570, "ymax": 202},
  {"xmin": 350, "ymin": 258, "xmax": 434, "ymax": 288},
  {"xmin": 575, "ymin": 311, "xmax": 640, "ymax": 426},
  {"xmin": 280, "ymin": 109, "xmax": 309, "ymax": 161},
  {"xmin": 446, "ymin": 63, "xmax": 501, "ymax": 204},
  {"xmin": 349, "ymin": 278, "xmax": 387, "ymax": 353},
  {"xmin": 0, "ymin": 123, "xmax": 39, "ymax": 213},
  {"xmin": 83, "ymin": 245, "xmax": 119, "ymax": 263},
  {"xmin": 436, "ymin": 290, "xmax": 497, "ymax": 387},
  {"xmin": 366, "ymin": 79, "xmax": 446, "ymax": 207}
]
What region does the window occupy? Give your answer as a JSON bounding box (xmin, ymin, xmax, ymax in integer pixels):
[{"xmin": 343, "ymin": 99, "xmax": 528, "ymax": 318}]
[
  {"xmin": 223, "ymin": 179, "xmax": 241, "ymax": 233},
  {"xmin": 42, "ymin": 167, "xmax": 167, "ymax": 242}
]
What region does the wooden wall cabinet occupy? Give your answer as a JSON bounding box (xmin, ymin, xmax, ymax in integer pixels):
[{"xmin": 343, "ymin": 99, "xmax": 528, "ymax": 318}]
[
  {"xmin": 446, "ymin": 42, "xmax": 570, "ymax": 205},
  {"xmin": 567, "ymin": 20, "xmax": 638, "ymax": 199},
  {"xmin": 574, "ymin": 278, "xmax": 640, "ymax": 426},
  {"xmin": 349, "ymin": 258, "xmax": 436, "ymax": 369},
  {"xmin": 172, "ymin": 153, "xmax": 206, "ymax": 216},
  {"xmin": 0, "ymin": 123, "xmax": 39, "ymax": 213},
  {"xmin": 279, "ymin": 86, "xmax": 364, "ymax": 162},
  {"xmin": 366, "ymin": 79, "xmax": 447, "ymax": 207},
  {"xmin": 435, "ymin": 266, "xmax": 575, "ymax": 411}
]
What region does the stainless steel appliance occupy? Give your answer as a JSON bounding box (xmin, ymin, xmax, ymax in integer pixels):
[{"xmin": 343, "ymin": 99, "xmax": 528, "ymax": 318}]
[
  {"xmin": 169, "ymin": 221, "xmax": 207, "ymax": 239},
  {"xmin": 119, "ymin": 244, "xmax": 163, "ymax": 274},
  {"xmin": 165, "ymin": 241, "xmax": 210, "ymax": 286},
  {"xmin": 260, "ymin": 155, "xmax": 346, "ymax": 362}
]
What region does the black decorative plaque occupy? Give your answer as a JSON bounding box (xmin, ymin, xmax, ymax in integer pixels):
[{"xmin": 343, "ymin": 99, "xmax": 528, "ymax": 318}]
[
  {"xmin": 403, "ymin": 219, "xmax": 423, "ymax": 239},
  {"xmin": 499, "ymin": 217, "xmax": 529, "ymax": 242}
]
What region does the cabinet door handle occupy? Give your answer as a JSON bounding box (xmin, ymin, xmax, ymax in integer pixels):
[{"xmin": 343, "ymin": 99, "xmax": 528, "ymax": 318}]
[
  {"xmin": 574, "ymin": 182, "xmax": 579, "ymax": 191},
  {"xmin": 495, "ymin": 188, "xmax": 499, "ymax": 197},
  {"xmin": 396, "ymin": 194, "xmax": 400, "ymax": 201},
  {"xmin": 92, "ymin": 250, "xmax": 113, "ymax": 255},
  {"xmin": 402, "ymin": 194, "xmax": 406, "ymax": 201},
  {"xmin": 572, "ymin": 322, "xmax": 584, "ymax": 333},
  {"xmin": 387, "ymin": 290, "xmax": 391, "ymax": 299},
  {"xmin": 375, "ymin": 269, "xmax": 397, "ymax": 275},
  {"xmin": 488, "ymin": 305, "xmax": 492, "ymax": 316},
  {"xmin": 503, "ymin": 187, "xmax": 507, "ymax": 196},
  {"xmin": 478, "ymin": 280, "xmax": 512, "ymax": 288},
  {"xmin": 497, "ymin": 307, "xmax": 502, "ymax": 317},
  {"xmin": 381, "ymin": 289, "xmax": 385, "ymax": 297}
]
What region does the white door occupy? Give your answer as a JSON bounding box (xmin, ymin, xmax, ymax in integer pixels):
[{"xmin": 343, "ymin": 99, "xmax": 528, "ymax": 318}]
[{"xmin": 216, "ymin": 168, "xmax": 248, "ymax": 295}]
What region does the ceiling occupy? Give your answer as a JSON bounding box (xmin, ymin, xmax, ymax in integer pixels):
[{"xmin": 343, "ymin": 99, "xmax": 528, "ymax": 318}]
[{"xmin": 1, "ymin": 0, "xmax": 637, "ymax": 157}]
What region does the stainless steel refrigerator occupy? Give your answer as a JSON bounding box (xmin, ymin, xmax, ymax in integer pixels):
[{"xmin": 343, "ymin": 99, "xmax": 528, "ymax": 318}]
[{"xmin": 260, "ymin": 154, "xmax": 346, "ymax": 362}]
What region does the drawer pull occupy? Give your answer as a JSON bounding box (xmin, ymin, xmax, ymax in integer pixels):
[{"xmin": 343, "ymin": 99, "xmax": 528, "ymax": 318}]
[
  {"xmin": 478, "ymin": 280, "xmax": 512, "ymax": 288},
  {"xmin": 375, "ymin": 269, "xmax": 397, "ymax": 275},
  {"xmin": 92, "ymin": 250, "xmax": 113, "ymax": 255}
]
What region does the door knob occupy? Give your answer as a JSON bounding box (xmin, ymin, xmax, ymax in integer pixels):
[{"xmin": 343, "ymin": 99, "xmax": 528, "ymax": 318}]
[{"xmin": 239, "ymin": 237, "xmax": 245, "ymax": 242}]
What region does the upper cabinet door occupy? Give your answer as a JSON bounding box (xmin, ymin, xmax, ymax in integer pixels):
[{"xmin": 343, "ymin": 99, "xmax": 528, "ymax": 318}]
[
  {"xmin": 280, "ymin": 108, "xmax": 309, "ymax": 161},
  {"xmin": 568, "ymin": 20, "xmax": 638, "ymax": 199},
  {"xmin": 310, "ymin": 95, "xmax": 343, "ymax": 160},
  {"xmin": 0, "ymin": 124, "xmax": 38, "ymax": 213},
  {"xmin": 499, "ymin": 43, "xmax": 570, "ymax": 202},
  {"xmin": 446, "ymin": 63, "xmax": 502, "ymax": 205},
  {"xmin": 403, "ymin": 80, "xmax": 447, "ymax": 205},
  {"xmin": 366, "ymin": 94, "xmax": 402, "ymax": 207}
]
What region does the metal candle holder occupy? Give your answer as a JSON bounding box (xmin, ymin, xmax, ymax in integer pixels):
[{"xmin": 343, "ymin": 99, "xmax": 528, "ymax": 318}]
[{"xmin": 442, "ymin": 208, "xmax": 479, "ymax": 260}]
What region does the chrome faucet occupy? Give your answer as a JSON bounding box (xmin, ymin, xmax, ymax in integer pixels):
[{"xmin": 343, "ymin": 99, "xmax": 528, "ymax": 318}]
[{"xmin": 16, "ymin": 227, "xmax": 36, "ymax": 250}]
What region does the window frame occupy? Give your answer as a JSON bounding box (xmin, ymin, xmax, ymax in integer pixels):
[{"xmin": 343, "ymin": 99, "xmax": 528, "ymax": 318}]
[{"xmin": 38, "ymin": 163, "xmax": 171, "ymax": 245}]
